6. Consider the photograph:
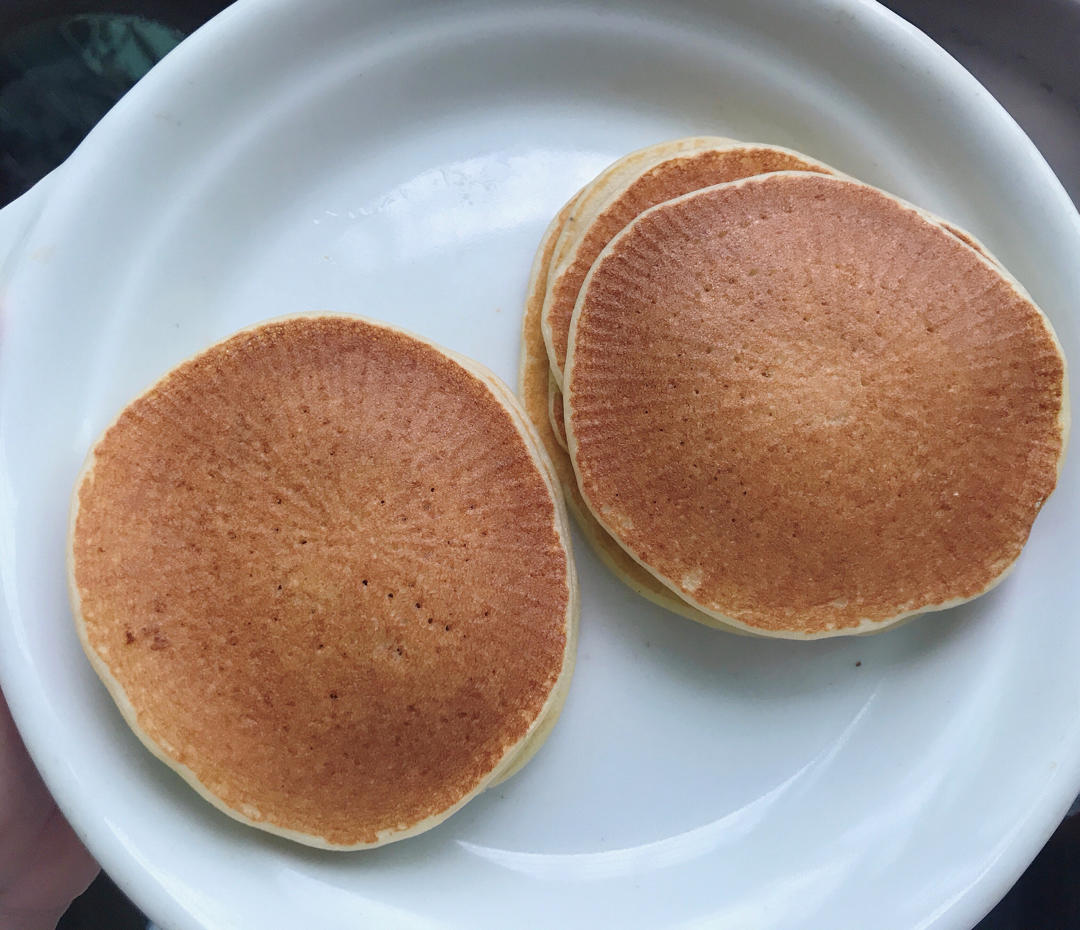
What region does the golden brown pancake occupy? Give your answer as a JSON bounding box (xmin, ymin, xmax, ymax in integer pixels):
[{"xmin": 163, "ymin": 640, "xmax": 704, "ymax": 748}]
[
  {"xmin": 565, "ymin": 171, "xmax": 1068, "ymax": 638},
  {"xmin": 543, "ymin": 143, "xmax": 837, "ymax": 385},
  {"xmin": 519, "ymin": 198, "xmax": 746, "ymax": 633},
  {"xmin": 69, "ymin": 314, "xmax": 577, "ymax": 848}
]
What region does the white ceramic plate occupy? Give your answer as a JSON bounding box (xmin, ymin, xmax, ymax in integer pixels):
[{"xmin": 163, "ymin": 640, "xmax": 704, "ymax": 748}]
[{"xmin": 1, "ymin": 1, "xmax": 1078, "ymax": 927}]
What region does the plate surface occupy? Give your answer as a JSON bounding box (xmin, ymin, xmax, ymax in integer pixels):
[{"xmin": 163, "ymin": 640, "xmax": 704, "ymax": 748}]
[{"xmin": 2, "ymin": 1, "xmax": 1079, "ymax": 928}]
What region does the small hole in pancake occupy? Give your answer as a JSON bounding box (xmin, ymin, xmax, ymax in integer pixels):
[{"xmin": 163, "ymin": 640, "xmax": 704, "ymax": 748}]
[
  {"xmin": 428, "ymin": 618, "xmax": 433, "ymax": 624},
  {"xmin": 387, "ymin": 593, "xmax": 394, "ymax": 599},
  {"xmin": 277, "ymin": 584, "xmax": 282, "ymax": 591},
  {"xmin": 299, "ymin": 539, "xmax": 307, "ymax": 545},
  {"xmin": 430, "ymin": 487, "xmax": 436, "ymax": 493},
  {"xmin": 275, "ymin": 497, "xmax": 282, "ymax": 505},
  {"xmin": 273, "ymin": 527, "xmax": 280, "ymax": 533},
  {"xmin": 379, "ymin": 499, "xmax": 385, "ymax": 505},
  {"xmin": 415, "ymin": 602, "xmax": 421, "ymax": 609},
  {"xmin": 396, "ymin": 646, "xmax": 403, "ymax": 656},
  {"xmin": 444, "ymin": 624, "xmax": 451, "ymax": 632},
  {"xmin": 362, "ymin": 580, "xmax": 368, "ymax": 586},
  {"xmin": 329, "ymin": 691, "xmax": 338, "ymax": 700},
  {"xmin": 317, "ymin": 643, "xmax": 324, "ymax": 650},
  {"xmin": 124, "ymin": 630, "xmax": 134, "ymax": 644}
]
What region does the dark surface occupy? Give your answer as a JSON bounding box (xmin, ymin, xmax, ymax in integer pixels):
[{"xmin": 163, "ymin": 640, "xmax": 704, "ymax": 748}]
[
  {"xmin": 0, "ymin": 0, "xmax": 1073, "ymax": 927},
  {"xmin": 0, "ymin": 14, "xmax": 182, "ymax": 202},
  {"xmin": 59, "ymin": 872, "xmax": 145, "ymax": 930}
]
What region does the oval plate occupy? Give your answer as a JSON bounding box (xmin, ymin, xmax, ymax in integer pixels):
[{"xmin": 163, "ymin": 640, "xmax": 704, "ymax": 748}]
[{"xmin": 1, "ymin": 1, "xmax": 1078, "ymax": 928}]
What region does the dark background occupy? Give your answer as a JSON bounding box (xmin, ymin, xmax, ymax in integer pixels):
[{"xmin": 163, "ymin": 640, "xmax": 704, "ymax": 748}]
[{"xmin": 0, "ymin": 0, "xmax": 1076, "ymax": 927}]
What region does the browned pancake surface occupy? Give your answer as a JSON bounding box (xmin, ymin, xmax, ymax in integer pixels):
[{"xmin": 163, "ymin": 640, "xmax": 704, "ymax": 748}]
[
  {"xmin": 71, "ymin": 316, "xmax": 571, "ymax": 845},
  {"xmin": 544, "ymin": 146, "xmax": 833, "ymax": 377},
  {"xmin": 566, "ymin": 172, "xmax": 1066, "ymax": 635}
]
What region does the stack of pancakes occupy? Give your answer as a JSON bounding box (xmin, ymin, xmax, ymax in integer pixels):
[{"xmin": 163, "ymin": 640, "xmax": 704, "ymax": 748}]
[
  {"xmin": 519, "ymin": 137, "xmax": 1068, "ymax": 639},
  {"xmin": 69, "ymin": 315, "xmax": 578, "ymax": 848}
]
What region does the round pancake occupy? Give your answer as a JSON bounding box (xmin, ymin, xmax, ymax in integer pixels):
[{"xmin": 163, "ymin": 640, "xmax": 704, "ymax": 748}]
[
  {"xmin": 69, "ymin": 314, "xmax": 577, "ymax": 848},
  {"xmin": 519, "ymin": 198, "xmax": 747, "ymax": 633},
  {"xmin": 543, "ymin": 143, "xmax": 838, "ymax": 385},
  {"xmin": 564, "ymin": 171, "xmax": 1068, "ymax": 638}
]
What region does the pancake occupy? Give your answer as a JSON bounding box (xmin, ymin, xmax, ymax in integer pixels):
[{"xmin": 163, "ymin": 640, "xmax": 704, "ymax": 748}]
[
  {"xmin": 519, "ymin": 198, "xmax": 747, "ymax": 633},
  {"xmin": 564, "ymin": 171, "xmax": 1068, "ymax": 638},
  {"xmin": 69, "ymin": 314, "xmax": 577, "ymax": 848},
  {"xmin": 543, "ymin": 142, "xmax": 838, "ymax": 385}
]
